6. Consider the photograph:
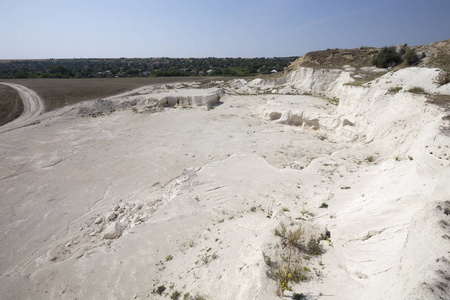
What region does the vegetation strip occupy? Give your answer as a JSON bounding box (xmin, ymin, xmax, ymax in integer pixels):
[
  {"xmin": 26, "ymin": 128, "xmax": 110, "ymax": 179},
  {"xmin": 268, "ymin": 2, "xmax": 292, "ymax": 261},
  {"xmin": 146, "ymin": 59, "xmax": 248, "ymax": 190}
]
[{"xmin": 0, "ymin": 57, "xmax": 299, "ymax": 79}]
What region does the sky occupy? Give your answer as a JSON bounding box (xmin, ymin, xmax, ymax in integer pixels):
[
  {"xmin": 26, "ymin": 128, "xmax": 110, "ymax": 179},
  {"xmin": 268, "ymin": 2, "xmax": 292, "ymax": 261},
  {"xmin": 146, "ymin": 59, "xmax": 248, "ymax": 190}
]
[{"xmin": 1, "ymin": 0, "xmax": 449, "ymax": 59}]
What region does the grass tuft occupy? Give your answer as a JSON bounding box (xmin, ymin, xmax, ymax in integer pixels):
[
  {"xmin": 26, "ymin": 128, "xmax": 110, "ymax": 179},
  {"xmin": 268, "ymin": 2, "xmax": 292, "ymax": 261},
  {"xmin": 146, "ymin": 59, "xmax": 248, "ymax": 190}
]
[{"xmin": 319, "ymin": 203, "xmax": 328, "ymax": 209}]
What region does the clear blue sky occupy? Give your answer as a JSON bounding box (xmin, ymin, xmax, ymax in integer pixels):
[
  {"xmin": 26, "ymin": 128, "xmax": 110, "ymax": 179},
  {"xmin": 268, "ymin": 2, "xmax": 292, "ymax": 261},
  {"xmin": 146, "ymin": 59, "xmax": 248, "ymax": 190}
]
[{"xmin": 1, "ymin": 0, "xmax": 449, "ymax": 59}]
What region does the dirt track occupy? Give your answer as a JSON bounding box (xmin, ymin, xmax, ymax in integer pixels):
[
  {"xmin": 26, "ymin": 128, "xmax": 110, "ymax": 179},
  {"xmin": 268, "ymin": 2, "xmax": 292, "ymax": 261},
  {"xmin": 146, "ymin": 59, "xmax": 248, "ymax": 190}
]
[{"xmin": 0, "ymin": 82, "xmax": 44, "ymax": 133}]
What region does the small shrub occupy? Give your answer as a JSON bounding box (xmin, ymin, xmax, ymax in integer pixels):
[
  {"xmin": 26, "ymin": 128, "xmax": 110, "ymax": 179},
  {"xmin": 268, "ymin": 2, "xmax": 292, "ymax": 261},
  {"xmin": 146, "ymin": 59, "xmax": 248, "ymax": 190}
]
[
  {"xmin": 307, "ymin": 237, "xmax": 324, "ymax": 255},
  {"xmin": 274, "ymin": 222, "xmax": 287, "ymax": 238},
  {"xmin": 340, "ymin": 186, "xmax": 351, "ymax": 190},
  {"xmin": 277, "ymin": 260, "xmax": 307, "ymax": 292},
  {"xmin": 277, "ymin": 265, "xmax": 292, "ymax": 292},
  {"xmin": 289, "ymin": 265, "xmax": 306, "ymax": 283},
  {"xmin": 366, "ymin": 155, "xmax": 375, "ymax": 163},
  {"xmin": 329, "ymin": 97, "xmax": 339, "ymax": 106},
  {"xmin": 273, "ymin": 224, "xmax": 306, "ymax": 293},
  {"xmin": 286, "ymin": 226, "xmax": 304, "ymax": 247},
  {"xmin": 171, "ymin": 291, "xmax": 181, "ymax": 300},
  {"xmin": 408, "ymin": 155, "xmax": 413, "ymax": 160},
  {"xmin": 293, "ymin": 293, "xmax": 307, "ymax": 300},
  {"xmin": 165, "ymin": 255, "xmax": 174, "ymax": 261},
  {"xmin": 263, "ymin": 251, "xmax": 274, "ymax": 267},
  {"xmin": 282, "ymin": 207, "xmax": 290, "ymax": 212},
  {"xmin": 407, "ymin": 87, "xmax": 425, "ymax": 94},
  {"xmin": 267, "ymin": 199, "xmax": 275, "ymax": 218},
  {"xmin": 155, "ymin": 285, "xmax": 166, "ymax": 295},
  {"xmin": 388, "ymin": 86, "xmax": 403, "ymax": 93},
  {"xmin": 372, "ymin": 46, "xmax": 401, "ymax": 68},
  {"xmin": 405, "ymin": 48, "xmax": 418, "ymax": 65},
  {"xmin": 319, "ymin": 202, "xmax": 328, "ymax": 209}
]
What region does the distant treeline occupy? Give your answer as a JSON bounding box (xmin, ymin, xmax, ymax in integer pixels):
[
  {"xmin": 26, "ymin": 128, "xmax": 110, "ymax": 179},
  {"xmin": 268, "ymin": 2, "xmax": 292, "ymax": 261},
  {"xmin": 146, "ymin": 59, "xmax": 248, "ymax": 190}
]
[{"xmin": 0, "ymin": 57, "xmax": 299, "ymax": 79}]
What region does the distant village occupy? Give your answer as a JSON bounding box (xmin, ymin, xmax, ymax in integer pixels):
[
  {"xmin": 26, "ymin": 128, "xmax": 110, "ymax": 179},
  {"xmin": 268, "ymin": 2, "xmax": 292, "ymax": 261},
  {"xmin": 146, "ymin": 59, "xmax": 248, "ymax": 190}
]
[{"xmin": 0, "ymin": 57, "xmax": 299, "ymax": 79}]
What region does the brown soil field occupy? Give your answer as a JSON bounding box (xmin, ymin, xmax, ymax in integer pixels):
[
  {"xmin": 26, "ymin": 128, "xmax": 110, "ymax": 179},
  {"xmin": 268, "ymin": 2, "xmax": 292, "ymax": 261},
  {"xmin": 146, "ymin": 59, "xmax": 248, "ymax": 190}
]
[
  {"xmin": 0, "ymin": 77, "xmax": 234, "ymax": 112},
  {"xmin": 0, "ymin": 84, "xmax": 23, "ymax": 126}
]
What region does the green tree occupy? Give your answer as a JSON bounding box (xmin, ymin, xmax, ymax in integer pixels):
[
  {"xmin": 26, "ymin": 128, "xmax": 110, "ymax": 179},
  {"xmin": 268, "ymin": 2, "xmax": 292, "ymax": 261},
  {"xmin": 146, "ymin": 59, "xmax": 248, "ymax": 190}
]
[{"xmin": 372, "ymin": 46, "xmax": 401, "ymax": 68}]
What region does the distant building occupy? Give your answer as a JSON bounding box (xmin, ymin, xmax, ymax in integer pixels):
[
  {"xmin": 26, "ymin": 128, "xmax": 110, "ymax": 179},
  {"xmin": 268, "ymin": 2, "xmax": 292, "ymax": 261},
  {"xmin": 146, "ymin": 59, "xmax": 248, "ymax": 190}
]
[{"xmin": 140, "ymin": 71, "xmax": 152, "ymax": 77}]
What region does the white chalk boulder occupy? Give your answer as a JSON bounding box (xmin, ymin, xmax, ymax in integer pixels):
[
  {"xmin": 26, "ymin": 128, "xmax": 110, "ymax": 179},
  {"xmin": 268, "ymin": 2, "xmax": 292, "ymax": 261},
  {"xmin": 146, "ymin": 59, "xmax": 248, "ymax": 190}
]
[{"xmin": 103, "ymin": 222, "xmax": 125, "ymax": 239}]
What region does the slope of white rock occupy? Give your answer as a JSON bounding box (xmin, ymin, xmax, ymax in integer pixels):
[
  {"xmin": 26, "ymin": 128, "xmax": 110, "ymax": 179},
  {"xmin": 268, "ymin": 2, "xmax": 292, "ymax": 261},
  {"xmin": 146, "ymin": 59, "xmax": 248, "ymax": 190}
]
[{"xmin": 234, "ymin": 67, "xmax": 450, "ymax": 299}]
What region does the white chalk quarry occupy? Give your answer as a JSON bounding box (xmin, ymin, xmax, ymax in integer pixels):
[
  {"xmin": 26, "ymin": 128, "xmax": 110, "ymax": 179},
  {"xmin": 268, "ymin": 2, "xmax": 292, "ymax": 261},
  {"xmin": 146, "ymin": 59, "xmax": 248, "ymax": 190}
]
[{"xmin": 0, "ymin": 65, "xmax": 448, "ymax": 300}]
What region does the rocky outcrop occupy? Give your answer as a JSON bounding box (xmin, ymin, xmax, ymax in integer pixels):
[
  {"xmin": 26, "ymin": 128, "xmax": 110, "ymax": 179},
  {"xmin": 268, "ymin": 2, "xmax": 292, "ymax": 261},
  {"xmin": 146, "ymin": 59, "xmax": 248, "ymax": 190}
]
[
  {"xmin": 433, "ymin": 70, "xmax": 450, "ymax": 86},
  {"xmin": 72, "ymin": 88, "xmax": 224, "ymax": 117},
  {"xmin": 103, "ymin": 221, "xmax": 125, "ymax": 239}
]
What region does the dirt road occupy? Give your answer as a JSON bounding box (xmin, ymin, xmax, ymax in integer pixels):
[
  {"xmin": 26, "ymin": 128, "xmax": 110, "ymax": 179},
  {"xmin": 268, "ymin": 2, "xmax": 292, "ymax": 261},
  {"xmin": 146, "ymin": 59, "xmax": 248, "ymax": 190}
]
[{"xmin": 0, "ymin": 82, "xmax": 44, "ymax": 133}]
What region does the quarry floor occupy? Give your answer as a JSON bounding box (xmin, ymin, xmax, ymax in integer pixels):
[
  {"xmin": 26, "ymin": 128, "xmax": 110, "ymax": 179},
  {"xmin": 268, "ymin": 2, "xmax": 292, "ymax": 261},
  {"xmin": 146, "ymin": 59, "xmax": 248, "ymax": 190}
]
[{"xmin": 0, "ymin": 79, "xmax": 449, "ymax": 300}]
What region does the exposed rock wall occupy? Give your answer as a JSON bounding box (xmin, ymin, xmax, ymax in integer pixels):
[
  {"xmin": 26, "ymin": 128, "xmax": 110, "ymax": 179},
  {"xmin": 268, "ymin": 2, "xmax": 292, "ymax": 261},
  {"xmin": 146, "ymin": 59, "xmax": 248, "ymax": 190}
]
[
  {"xmin": 242, "ymin": 67, "xmax": 449, "ymax": 148},
  {"xmin": 228, "ymin": 65, "xmax": 450, "ymax": 299},
  {"xmin": 282, "ymin": 66, "xmax": 450, "ymax": 300}
]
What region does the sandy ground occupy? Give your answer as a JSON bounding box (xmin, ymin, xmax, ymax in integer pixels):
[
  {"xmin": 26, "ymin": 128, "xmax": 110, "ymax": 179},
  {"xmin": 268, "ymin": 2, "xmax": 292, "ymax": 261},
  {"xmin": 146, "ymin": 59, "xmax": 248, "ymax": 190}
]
[{"xmin": 0, "ymin": 67, "xmax": 449, "ymax": 300}]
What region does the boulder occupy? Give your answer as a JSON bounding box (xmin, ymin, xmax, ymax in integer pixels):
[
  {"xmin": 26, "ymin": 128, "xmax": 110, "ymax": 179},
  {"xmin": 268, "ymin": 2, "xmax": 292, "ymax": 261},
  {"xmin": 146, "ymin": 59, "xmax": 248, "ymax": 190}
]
[
  {"xmin": 269, "ymin": 111, "xmax": 282, "ymax": 120},
  {"xmin": 396, "ymin": 44, "xmax": 407, "ymax": 55},
  {"xmin": 433, "ymin": 71, "xmax": 450, "ymax": 86},
  {"xmin": 103, "ymin": 222, "xmax": 124, "ymax": 239}
]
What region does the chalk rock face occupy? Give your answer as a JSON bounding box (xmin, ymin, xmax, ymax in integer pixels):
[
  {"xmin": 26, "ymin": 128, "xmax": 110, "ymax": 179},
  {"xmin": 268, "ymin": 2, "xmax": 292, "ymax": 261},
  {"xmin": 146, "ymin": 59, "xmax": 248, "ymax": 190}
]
[
  {"xmin": 72, "ymin": 87, "xmax": 224, "ymax": 117},
  {"xmin": 159, "ymin": 89, "xmax": 224, "ymax": 108},
  {"xmin": 103, "ymin": 222, "xmax": 124, "ymax": 239}
]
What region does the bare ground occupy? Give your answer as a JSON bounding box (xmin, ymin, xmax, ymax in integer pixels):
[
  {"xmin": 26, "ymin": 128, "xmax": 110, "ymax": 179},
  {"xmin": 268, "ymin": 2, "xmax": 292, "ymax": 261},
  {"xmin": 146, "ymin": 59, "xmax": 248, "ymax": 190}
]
[{"xmin": 0, "ymin": 84, "xmax": 23, "ymax": 126}]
